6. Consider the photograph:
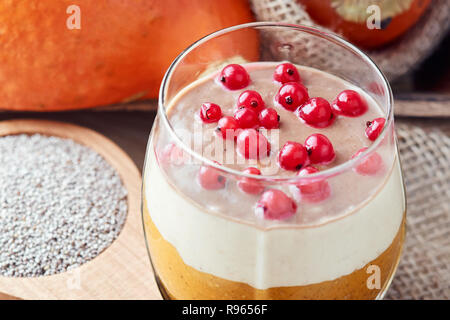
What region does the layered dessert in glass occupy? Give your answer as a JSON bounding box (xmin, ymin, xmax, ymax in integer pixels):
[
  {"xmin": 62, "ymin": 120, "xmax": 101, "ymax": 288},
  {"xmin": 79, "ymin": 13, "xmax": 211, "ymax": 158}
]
[{"xmin": 142, "ymin": 23, "xmax": 406, "ymax": 300}]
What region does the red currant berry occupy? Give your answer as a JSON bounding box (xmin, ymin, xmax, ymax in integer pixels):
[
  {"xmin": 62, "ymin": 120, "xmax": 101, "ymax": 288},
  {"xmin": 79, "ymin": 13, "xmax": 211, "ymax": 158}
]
[
  {"xmin": 296, "ymin": 166, "xmax": 331, "ymax": 202},
  {"xmin": 365, "ymin": 117, "xmax": 386, "ymax": 141},
  {"xmin": 237, "ymin": 90, "xmax": 265, "ymax": 112},
  {"xmin": 199, "ymin": 102, "xmax": 222, "ymax": 123},
  {"xmin": 234, "ymin": 107, "xmax": 259, "ymax": 129},
  {"xmin": 331, "ymin": 90, "xmax": 368, "ymax": 117},
  {"xmin": 297, "ymin": 97, "xmax": 335, "ymax": 128},
  {"xmin": 351, "ymin": 147, "xmax": 384, "ymax": 176},
  {"xmin": 273, "ymin": 63, "xmax": 302, "ymax": 84},
  {"xmin": 198, "ymin": 164, "xmax": 226, "ymax": 190},
  {"xmin": 238, "ymin": 167, "xmax": 265, "ymax": 195},
  {"xmin": 304, "ymin": 134, "xmax": 335, "ymax": 165},
  {"xmin": 278, "ymin": 141, "xmax": 309, "ymax": 171},
  {"xmin": 255, "ymin": 189, "xmax": 297, "ymax": 220},
  {"xmin": 259, "ymin": 108, "xmax": 280, "ymax": 129},
  {"xmin": 216, "ymin": 116, "xmax": 239, "ymax": 140},
  {"xmin": 236, "ymin": 129, "xmax": 271, "ymax": 160},
  {"xmin": 218, "ymin": 64, "xmax": 250, "ymax": 90},
  {"xmin": 275, "ymin": 82, "xmax": 309, "ymax": 111}
]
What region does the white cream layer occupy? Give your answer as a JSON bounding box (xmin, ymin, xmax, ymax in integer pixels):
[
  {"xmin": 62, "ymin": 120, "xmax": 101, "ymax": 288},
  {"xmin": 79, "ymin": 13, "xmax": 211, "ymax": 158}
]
[{"xmin": 144, "ymin": 144, "xmax": 405, "ymax": 289}]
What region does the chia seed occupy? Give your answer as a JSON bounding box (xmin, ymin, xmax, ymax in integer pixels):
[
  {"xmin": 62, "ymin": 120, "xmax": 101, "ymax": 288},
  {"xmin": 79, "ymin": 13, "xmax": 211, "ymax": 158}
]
[{"xmin": 0, "ymin": 134, "xmax": 128, "ymax": 277}]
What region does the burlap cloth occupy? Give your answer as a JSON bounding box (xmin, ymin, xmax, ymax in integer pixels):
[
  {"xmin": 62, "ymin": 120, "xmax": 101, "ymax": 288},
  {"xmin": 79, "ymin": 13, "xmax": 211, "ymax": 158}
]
[
  {"xmin": 383, "ymin": 122, "xmax": 450, "ymax": 300},
  {"xmin": 251, "ymin": 0, "xmax": 450, "ymax": 81}
]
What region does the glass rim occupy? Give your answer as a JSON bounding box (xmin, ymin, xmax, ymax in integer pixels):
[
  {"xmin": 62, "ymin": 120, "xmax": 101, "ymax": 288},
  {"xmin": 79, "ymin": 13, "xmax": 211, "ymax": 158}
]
[{"xmin": 158, "ymin": 22, "xmax": 394, "ymax": 183}]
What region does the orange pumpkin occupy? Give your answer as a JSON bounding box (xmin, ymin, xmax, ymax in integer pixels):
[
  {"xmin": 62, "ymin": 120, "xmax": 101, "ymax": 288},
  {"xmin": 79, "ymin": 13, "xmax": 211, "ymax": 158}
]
[
  {"xmin": 0, "ymin": 0, "xmax": 258, "ymax": 111},
  {"xmin": 297, "ymin": 0, "xmax": 431, "ymax": 49}
]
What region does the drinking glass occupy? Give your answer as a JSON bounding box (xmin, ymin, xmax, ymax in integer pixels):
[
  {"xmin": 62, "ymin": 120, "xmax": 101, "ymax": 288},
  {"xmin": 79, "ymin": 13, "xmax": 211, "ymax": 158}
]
[{"xmin": 142, "ymin": 22, "xmax": 406, "ymax": 300}]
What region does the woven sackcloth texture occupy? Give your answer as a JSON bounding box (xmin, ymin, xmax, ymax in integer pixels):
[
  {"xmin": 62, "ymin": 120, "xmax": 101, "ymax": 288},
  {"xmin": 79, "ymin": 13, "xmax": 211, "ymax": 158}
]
[
  {"xmin": 383, "ymin": 122, "xmax": 450, "ymax": 300},
  {"xmin": 250, "ymin": 0, "xmax": 450, "ymax": 80}
]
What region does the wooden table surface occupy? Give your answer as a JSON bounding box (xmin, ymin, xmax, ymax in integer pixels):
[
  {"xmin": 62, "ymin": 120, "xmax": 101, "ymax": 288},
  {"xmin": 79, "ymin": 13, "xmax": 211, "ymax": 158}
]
[
  {"xmin": 1, "ymin": 32, "xmax": 448, "ymax": 167},
  {"xmin": 0, "ymin": 33, "xmax": 448, "ymax": 163},
  {"xmin": 0, "ymin": 109, "xmax": 448, "ymax": 171}
]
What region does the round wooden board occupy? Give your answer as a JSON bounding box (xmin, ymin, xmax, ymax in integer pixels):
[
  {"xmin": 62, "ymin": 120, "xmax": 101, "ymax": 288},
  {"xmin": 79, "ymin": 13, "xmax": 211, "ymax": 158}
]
[{"xmin": 0, "ymin": 119, "xmax": 161, "ymax": 300}]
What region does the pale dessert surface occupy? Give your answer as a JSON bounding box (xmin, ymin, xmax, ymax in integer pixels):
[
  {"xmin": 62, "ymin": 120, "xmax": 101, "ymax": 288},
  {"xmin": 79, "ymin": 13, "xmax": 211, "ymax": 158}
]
[{"xmin": 169, "ymin": 62, "xmax": 383, "ymax": 176}]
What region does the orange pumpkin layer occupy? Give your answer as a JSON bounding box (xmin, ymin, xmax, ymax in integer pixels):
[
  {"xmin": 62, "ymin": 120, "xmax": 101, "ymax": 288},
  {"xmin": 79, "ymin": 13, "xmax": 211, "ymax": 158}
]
[{"xmin": 0, "ymin": 0, "xmax": 258, "ymax": 111}]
